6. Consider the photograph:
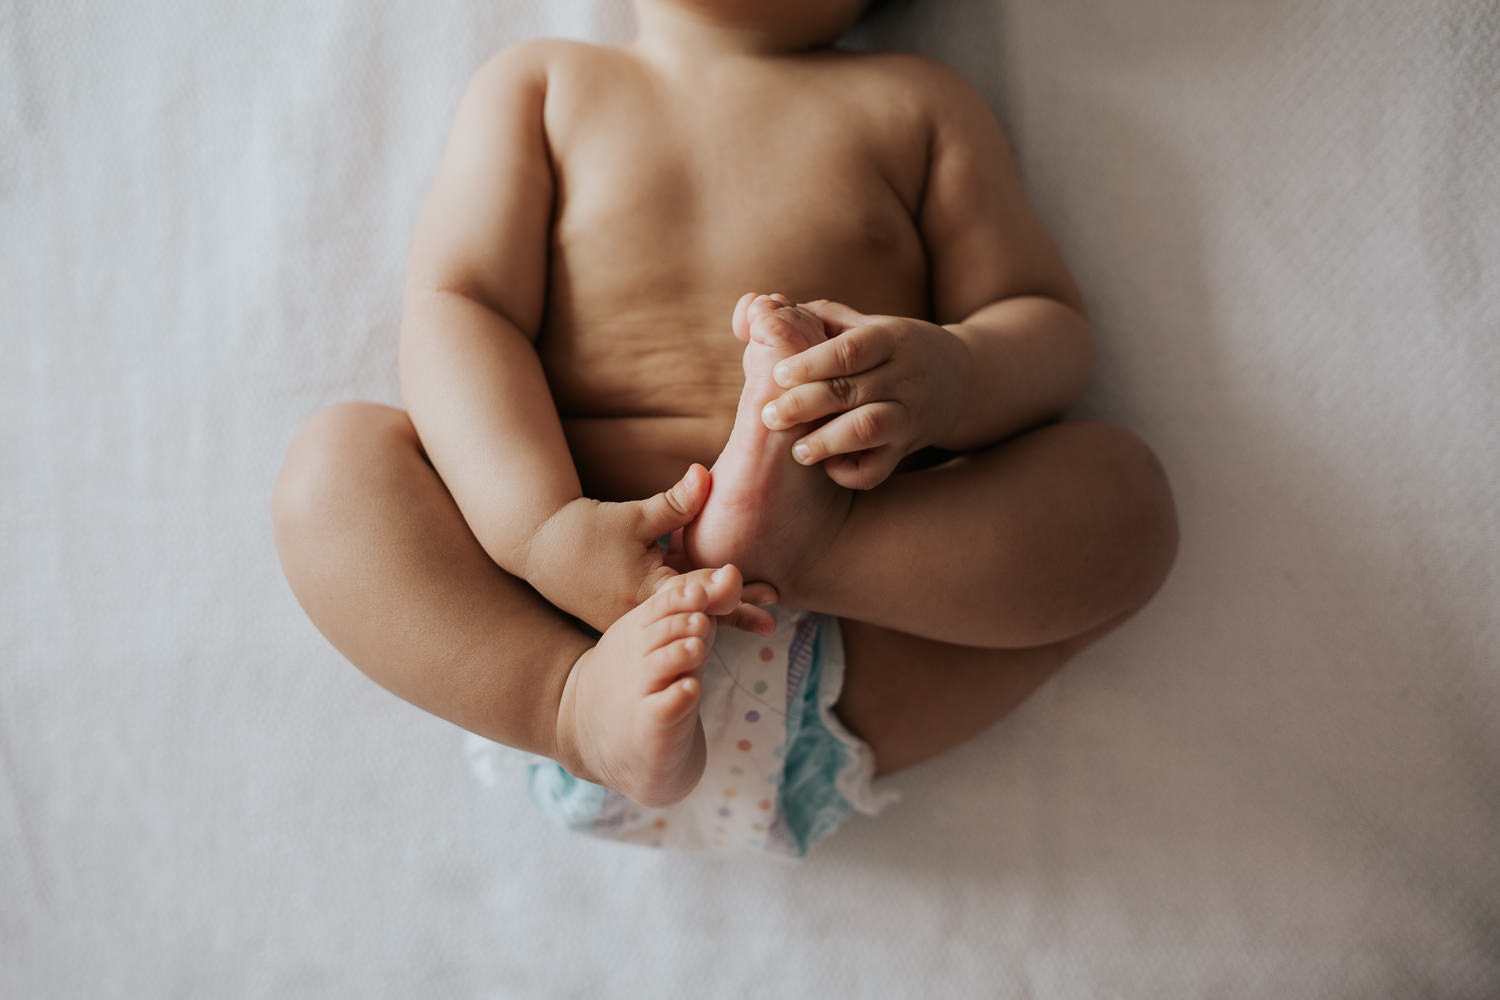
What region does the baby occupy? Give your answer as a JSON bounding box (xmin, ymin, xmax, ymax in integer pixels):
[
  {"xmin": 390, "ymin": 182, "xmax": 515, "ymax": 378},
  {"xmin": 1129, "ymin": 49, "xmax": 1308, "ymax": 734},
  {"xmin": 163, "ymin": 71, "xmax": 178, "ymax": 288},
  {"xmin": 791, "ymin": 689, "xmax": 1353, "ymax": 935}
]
[{"xmin": 273, "ymin": 0, "xmax": 1178, "ymax": 856}]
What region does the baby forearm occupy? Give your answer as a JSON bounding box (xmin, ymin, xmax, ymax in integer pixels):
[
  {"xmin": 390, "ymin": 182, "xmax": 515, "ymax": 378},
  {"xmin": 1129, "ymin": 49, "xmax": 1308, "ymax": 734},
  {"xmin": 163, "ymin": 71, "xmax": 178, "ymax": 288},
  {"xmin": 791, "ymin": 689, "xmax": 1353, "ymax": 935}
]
[
  {"xmin": 398, "ymin": 289, "xmax": 582, "ymax": 575},
  {"xmin": 939, "ymin": 295, "xmax": 1093, "ymax": 450}
]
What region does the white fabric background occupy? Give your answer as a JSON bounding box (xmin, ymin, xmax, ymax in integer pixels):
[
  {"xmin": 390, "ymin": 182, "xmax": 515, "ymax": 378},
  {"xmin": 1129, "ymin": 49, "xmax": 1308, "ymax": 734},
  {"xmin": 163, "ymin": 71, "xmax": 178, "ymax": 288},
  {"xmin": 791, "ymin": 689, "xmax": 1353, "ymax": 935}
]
[{"xmin": 4, "ymin": 1, "xmax": 1497, "ymax": 995}]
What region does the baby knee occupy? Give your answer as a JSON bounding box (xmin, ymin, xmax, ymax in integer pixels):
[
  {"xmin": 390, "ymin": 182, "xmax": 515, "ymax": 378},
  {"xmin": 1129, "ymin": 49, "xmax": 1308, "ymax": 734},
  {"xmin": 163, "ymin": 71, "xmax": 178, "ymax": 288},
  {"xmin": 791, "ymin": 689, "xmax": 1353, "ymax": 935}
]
[
  {"xmin": 272, "ymin": 402, "xmax": 412, "ymax": 535},
  {"xmin": 1082, "ymin": 421, "xmax": 1180, "ymax": 605}
]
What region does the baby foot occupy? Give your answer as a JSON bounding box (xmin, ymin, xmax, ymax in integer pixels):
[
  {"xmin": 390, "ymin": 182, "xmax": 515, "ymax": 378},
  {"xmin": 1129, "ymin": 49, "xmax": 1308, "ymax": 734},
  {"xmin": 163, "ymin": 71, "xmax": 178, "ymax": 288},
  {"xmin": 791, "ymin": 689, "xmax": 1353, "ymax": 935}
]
[
  {"xmin": 684, "ymin": 294, "xmax": 853, "ymax": 595},
  {"xmin": 554, "ymin": 565, "xmax": 746, "ymax": 808}
]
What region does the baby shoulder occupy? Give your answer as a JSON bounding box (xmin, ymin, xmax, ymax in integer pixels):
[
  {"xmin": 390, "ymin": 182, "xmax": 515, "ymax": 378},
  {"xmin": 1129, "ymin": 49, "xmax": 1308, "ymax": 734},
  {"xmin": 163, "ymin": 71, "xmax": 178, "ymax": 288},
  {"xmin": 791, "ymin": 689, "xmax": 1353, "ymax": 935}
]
[
  {"xmin": 466, "ymin": 38, "xmax": 614, "ymax": 98},
  {"xmin": 844, "ymin": 50, "xmax": 993, "ymax": 122}
]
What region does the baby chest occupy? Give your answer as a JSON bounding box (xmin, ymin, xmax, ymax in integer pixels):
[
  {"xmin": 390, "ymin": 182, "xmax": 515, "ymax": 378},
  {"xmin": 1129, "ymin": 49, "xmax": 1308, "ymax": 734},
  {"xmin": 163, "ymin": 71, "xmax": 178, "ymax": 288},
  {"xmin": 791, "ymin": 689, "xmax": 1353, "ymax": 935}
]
[{"xmin": 550, "ymin": 120, "xmax": 925, "ymax": 295}]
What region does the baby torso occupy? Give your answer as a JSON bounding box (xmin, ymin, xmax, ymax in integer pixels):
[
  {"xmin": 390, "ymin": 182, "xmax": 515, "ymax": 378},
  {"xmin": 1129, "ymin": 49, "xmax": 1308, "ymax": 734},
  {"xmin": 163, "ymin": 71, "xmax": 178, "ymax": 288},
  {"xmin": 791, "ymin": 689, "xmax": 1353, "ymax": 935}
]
[{"xmin": 532, "ymin": 43, "xmax": 936, "ymax": 500}]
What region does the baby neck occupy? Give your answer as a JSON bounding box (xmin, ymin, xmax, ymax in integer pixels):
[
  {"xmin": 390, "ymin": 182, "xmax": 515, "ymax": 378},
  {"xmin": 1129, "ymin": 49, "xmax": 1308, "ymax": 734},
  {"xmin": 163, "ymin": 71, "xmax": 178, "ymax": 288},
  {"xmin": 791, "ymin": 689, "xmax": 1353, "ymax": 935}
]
[{"xmin": 629, "ymin": 3, "xmax": 809, "ymax": 64}]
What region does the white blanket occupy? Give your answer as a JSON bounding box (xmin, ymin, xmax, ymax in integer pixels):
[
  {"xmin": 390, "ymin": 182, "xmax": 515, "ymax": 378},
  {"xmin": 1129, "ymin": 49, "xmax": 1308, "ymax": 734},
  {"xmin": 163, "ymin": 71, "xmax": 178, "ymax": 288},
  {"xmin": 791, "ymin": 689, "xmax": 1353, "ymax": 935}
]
[{"xmin": 4, "ymin": 0, "xmax": 1497, "ymax": 994}]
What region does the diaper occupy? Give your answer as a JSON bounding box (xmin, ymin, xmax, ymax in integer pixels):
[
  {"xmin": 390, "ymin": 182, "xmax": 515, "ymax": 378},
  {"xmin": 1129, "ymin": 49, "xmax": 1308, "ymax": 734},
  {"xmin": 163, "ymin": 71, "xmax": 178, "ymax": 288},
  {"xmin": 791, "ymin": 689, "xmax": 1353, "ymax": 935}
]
[{"xmin": 465, "ymin": 608, "xmax": 898, "ymax": 859}]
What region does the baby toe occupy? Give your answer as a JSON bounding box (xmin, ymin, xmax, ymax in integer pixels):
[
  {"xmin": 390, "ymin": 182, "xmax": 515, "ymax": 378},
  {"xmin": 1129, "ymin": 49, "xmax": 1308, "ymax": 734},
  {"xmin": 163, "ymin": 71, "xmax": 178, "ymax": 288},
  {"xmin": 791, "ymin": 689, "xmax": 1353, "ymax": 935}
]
[
  {"xmin": 745, "ymin": 293, "xmax": 784, "ymax": 322},
  {"xmin": 732, "ymin": 292, "xmax": 763, "ymax": 342},
  {"xmin": 751, "ymin": 305, "xmax": 826, "ymax": 353},
  {"xmin": 647, "ymin": 611, "xmax": 709, "ymax": 652},
  {"xmin": 652, "ymin": 572, "xmax": 714, "ymax": 614},
  {"xmin": 700, "ymin": 566, "xmax": 745, "ymax": 616},
  {"xmin": 649, "ymin": 636, "xmax": 708, "ymax": 686},
  {"xmin": 643, "ymin": 675, "xmax": 702, "ymax": 727}
]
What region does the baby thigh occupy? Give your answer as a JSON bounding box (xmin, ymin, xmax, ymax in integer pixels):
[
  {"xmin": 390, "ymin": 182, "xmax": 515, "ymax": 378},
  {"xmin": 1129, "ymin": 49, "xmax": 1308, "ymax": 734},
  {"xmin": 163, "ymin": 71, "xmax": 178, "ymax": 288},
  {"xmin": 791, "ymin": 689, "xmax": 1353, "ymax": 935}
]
[
  {"xmin": 835, "ymin": 614, "xmax": 1128, "ymax": 776},
  {"xmin": 798, "ymin": 420, "xmax": 1178, "ymax": 649},
  {"xmin": 271, "ymin": 402, "xmax": 589, "ymax": 757}
]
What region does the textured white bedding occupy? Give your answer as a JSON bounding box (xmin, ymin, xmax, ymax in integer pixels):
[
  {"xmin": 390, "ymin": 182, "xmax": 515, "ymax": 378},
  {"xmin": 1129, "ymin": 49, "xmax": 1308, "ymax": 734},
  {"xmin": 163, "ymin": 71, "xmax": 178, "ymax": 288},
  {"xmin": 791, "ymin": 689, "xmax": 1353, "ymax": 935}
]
[{"xmin": 4, "ymin": 1, "xmax": 1497, "ymax": 995}]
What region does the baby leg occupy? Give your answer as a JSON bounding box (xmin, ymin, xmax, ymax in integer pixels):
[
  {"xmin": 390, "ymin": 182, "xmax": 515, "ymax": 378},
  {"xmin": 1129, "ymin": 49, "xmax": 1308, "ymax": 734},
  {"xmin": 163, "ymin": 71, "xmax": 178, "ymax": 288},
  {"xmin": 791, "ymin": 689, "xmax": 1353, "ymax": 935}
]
[
  {"xmin": 837, "ymin": 613, "xmax": 1133, "ymax": 776},
  {"xmin": 787, "ymin": 419, "xmax": 1180, "ymax": 650},
  {"xmin": 693, "ymin": 295, "xmax": 1177, "ymax": 651},
  {"xmin": 272, "ymin": 402, "xmax": 743, "ymax": 807}
]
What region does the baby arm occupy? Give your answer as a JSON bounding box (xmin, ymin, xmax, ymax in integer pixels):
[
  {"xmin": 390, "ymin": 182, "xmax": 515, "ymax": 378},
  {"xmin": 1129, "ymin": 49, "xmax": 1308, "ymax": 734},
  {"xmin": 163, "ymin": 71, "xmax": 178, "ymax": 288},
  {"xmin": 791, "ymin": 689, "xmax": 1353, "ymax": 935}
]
[
  {"xmin": 398, "ymin": 45, "xmax": 771, "ymax": 633},
  {"xmin": 760, "ymin": 64, "xmax": 1094, "ymax": 488}
]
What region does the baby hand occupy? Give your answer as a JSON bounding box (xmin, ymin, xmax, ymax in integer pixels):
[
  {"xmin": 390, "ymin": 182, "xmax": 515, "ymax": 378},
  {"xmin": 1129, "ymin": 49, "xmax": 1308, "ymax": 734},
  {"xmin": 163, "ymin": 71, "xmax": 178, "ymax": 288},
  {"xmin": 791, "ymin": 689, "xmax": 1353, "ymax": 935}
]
[
  {"xmin": 761, "ymin": 299, "xmax": 969, "ymax": 490},
  {"xmin": 524, "ymin": 464, "xmax": 777, "ymax": 635}
]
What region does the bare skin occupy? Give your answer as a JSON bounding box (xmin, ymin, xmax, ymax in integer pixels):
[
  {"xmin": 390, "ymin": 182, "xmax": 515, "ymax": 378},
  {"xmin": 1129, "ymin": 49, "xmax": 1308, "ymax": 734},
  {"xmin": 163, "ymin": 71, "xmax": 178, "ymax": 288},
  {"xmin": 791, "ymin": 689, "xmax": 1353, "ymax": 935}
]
[
  {"xmin": 557, "ymin": 565, "xmax": 748, "ymax": 807},
  {"xmin": 683, "ymin": 293, "xmax": 850, "ymax": 587},
  {"xmin": 272, "ymin": 0, "xmax": 1179, "ymax": 808}
]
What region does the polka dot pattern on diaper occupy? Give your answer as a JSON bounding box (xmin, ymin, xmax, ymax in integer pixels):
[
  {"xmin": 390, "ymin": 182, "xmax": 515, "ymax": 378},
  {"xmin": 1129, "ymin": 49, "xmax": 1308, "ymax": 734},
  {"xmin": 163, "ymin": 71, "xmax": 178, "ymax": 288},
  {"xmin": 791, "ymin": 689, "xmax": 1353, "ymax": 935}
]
[{"xmin": 565, "ymin": 608, "xmax": 824, "ymax": 855}]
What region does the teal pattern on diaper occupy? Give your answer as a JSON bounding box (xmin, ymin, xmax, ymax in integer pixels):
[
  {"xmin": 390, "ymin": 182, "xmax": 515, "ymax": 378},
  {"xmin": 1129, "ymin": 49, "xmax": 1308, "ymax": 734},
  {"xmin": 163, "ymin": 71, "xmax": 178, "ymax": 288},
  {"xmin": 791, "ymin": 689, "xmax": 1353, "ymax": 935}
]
[
  {"xmin": 517, "ymin": 609, "xmax": 875, "ymax": 858},
  {"xmin": 769, "ymin": 614, "xmax": 854, "ymax": 857},
  {"xmin": 528, "ymin": 760, "xmax": 608, "ymax": 829}
]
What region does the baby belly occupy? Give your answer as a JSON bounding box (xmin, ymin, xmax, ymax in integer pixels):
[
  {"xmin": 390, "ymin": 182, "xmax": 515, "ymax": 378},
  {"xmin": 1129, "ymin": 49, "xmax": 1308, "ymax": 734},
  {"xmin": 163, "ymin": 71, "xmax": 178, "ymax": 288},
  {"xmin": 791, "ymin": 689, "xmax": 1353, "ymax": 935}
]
[
  {"xmin": 541, "ymin": 310, "xmax": 745, "ymax": 500},
  {"xmin": 562, "ymin": 413, "xmax": 734, "ymax": 502}
]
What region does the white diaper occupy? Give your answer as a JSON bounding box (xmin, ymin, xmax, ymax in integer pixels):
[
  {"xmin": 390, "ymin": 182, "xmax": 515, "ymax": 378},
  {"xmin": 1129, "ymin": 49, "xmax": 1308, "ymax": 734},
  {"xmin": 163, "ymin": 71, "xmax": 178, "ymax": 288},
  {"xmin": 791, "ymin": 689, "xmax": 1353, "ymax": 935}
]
[{"xmin": 465, "ymin": 606, "xmax": 898, "ymax": 859}]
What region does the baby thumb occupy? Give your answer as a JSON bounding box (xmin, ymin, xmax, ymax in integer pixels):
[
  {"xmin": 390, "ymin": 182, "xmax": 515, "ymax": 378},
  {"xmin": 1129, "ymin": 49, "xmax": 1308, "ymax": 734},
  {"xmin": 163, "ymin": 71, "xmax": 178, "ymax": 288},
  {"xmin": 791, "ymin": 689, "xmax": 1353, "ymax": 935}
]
[{"xmin": 639, "ymin": 463, "xmax": 710, "ymax": 538}]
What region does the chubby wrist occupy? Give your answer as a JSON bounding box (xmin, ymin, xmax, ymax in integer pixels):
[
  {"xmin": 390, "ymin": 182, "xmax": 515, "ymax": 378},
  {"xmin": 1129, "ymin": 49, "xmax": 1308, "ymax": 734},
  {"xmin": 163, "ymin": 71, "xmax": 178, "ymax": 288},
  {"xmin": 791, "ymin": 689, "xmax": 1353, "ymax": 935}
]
[
  {"xmin": 515, "ymin": 496, "xmax": 592, "ymax": 591},
  {"xmin": 930, "ymin": 321, "xmax": 978, "ymax": 451},
  {"xmin": 935, "ymin": 298, "xmax": 1092, "ymax": 448},
  {"xmin": 514, "ymin": 497, "xmax": 647, "ymax": 632}
]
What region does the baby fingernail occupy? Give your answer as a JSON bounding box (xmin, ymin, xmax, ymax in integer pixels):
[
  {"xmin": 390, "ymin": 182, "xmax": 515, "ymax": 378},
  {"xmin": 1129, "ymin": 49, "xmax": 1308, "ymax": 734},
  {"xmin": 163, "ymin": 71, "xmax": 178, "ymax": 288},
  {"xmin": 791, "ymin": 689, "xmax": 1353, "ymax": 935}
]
[{"xmin": 792, "ymin": 442, "xmax": 812, "ymax": 464}]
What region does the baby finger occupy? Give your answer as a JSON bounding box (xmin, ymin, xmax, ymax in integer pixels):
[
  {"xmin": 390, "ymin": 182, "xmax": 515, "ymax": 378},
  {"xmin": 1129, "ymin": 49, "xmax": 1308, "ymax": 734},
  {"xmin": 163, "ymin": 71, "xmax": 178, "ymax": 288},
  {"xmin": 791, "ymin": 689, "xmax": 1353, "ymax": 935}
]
[
  {"xmin": 773, "ymin": 324, "xmax": 890, "ymax": 388},
  {"xmin": 791, "ymin": 401, "xmax": 906, "ymax": 465},
  {"xmin": 724, "ymin": 602, "xmax": 776, "ymax": 636},
  {"xmin": 763, "ymin": 375, "xmax": 874, "ymax": 431},
  {"xmin": 824, "ymin": 448, "xmax": 902, "ymax": 491}
]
